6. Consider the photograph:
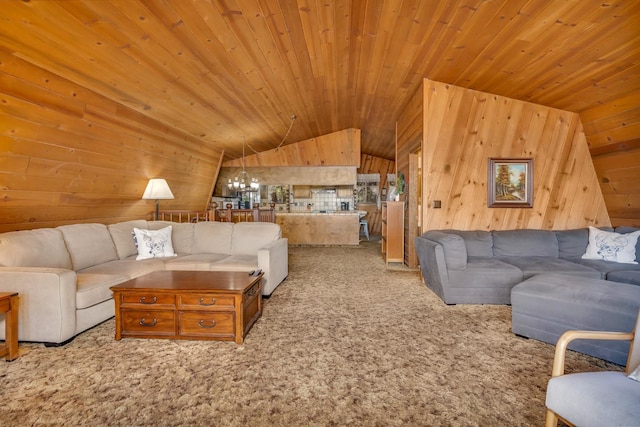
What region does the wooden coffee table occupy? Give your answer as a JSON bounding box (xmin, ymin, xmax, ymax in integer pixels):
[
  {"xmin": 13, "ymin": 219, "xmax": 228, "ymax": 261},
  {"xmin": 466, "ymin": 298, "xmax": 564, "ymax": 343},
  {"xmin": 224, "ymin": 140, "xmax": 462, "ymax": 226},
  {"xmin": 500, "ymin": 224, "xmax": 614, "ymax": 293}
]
[{"xmin": 111, "ymin": 271, "xmax": 262, "ymax": 344}]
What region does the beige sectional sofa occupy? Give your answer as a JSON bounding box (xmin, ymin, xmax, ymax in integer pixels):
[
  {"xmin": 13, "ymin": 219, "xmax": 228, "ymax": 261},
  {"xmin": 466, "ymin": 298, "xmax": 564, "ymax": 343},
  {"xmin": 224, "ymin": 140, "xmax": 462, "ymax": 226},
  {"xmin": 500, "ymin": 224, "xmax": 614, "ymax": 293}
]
[{"xmin": 0, "ymin": 220, "xmax": 288, "ymax": 345}]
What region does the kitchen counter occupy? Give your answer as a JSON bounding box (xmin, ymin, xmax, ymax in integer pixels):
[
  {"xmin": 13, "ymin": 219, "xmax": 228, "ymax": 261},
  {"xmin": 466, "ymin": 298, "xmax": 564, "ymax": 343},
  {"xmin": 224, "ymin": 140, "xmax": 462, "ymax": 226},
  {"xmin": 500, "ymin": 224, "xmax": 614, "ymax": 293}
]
[{"xmin": 275, "ymin": 211, "xmax": 360, "ymax": 245}]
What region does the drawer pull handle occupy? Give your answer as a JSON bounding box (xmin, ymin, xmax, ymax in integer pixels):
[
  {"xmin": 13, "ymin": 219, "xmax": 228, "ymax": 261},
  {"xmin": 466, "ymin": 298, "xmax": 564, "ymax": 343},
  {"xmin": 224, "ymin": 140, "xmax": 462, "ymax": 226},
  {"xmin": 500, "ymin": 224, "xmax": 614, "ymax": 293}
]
[
  {"xmin": 139, "ymin": 318, "xmax": 157, "ymax": 327},
  {"xmin": 247, "ymin": 287, "xmax": 258, "ymax": 297},
  {"xmin": 198, "ymin": 319, "xmax": 216, "ymax": 329},
  {"xmin": 199, "ymin": 297, "xmax": 216, "ymax": 306},
  {"xmin": 139, "ymin": 296, "xmax": 157, "ymax": 304}
]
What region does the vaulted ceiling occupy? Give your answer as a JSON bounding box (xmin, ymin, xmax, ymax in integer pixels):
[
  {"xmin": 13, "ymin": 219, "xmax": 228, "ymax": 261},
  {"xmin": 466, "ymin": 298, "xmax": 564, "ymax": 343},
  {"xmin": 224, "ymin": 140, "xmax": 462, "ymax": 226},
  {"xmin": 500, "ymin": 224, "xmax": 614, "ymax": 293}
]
[{"xmin": 1, "ymin": 0, "xmax": 639, "ymax": 161}]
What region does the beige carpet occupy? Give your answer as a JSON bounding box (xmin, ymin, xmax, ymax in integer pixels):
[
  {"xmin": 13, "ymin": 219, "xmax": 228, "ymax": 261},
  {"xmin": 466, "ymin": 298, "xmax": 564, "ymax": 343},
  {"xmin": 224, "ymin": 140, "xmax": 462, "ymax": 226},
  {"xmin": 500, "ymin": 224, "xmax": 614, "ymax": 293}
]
[{"xmin": 1, "ymin": 239, "xmax": 620, "ymax": 426}]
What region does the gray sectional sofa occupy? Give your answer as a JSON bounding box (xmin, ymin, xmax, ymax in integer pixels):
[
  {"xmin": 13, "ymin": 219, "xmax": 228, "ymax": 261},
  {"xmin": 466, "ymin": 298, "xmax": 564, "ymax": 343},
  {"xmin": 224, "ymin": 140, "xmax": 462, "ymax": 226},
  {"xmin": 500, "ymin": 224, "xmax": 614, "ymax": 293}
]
[
  {"xmin": 415, "ymin": 227, "xmax": 640, "ymax": 364},
  {"xmin": 0, "ymin": 220, "xmax": 288, "ymax": 345}
]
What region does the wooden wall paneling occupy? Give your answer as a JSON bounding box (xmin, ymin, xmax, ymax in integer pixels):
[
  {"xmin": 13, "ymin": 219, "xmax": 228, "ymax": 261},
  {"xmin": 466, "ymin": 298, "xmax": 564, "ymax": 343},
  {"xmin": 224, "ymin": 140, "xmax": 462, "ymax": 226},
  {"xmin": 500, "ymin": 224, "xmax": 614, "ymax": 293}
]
[
  {"xmin": 420, "ymin": 79, "xmax": 610, "ymax": 232},
  {"xmin": 580, "ymin": 95, "xmax": 640, "ymax": 227},
  {"xmin": 224, "ymin": 129, "xmax": 361, "ymax": 168},
  {"xmin": 0, "ymin": 55, "xmax": 224, "ymax": 232}
]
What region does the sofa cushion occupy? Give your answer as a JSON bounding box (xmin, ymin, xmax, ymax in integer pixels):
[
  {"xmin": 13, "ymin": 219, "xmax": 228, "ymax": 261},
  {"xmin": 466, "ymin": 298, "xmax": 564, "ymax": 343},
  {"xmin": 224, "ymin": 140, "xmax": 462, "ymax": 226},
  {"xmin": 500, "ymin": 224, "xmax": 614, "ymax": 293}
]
[
  {"xmin": 555, "ymin": 228, "xmax": 589, "ymax": 259},
  {"xmin": 493, "ymin": 229, "xmax": 559, "ymax": 257},
  {"xmin": 79, "ymin": 258, "xmax": 164, "ymax": 278},
  {"xmin": 57, "ymin": 223, "xmax": 119, "ymax": 271},
  {"xmin": 191, "ymin": 222, "xmax": 234, "ymax": 254},
  {"xmin": 133, "ymin": 226, "xmax": 177, "ymax": 260},
  {"xmin": 564, "ymin": 257, "xmax": 640, "ymax": 279},
  {"xmin": 607, "ymin": 270, "xmax": 640, "ymax": 286},
  {"xmin": 108, "ymin": 220, "xmax": 148, "ymax": 259},
  {"xmin": 210, "ymin": 254, "xmax": 258, "ymax": 271},
  {"xmin": 423, "ymin": 231, "xmax": 467, "ymax": 270},
  {"xmin": 76, "ymin": 273, "xmax": 129, "ymax": 309},
  {"xmin": 556, "ymin": 227, "xmax": 614, "ymax": 259},
  {"xmin": 164, "ymin": 254, "xmax": 229, "ymax": 271},
  {"xmin": 231, "ymin": 223, "xmax": 281, "ymax": 256},
  {"xmin": 496, "ymin": 256, "xmax": 601, "ymax": 280},
  {"xmin": 582, "ymin": 226, "xmax": 640, "ymax": 264},
  {"xmin": 0, "ymin": 228, "xmax": 72, "ymax": 269},
  {"xmin": 445, "ymin": 230, "xmax": 493, "ymax": 257},
  {"xmin": 148, "ymin": 221, "xmax": 194, "ymax": 254}
]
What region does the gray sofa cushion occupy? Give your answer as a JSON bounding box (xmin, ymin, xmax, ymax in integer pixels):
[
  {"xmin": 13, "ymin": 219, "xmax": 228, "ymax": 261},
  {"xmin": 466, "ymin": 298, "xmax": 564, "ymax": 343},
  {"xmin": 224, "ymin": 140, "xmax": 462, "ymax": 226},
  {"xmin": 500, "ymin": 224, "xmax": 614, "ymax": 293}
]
[
  {"xmin": 511, "ymin": 273, "xmax": 640, "ymax": 365},
  {"xmin": 497, "ymin": 256, "xmax": 601, "ymax": 280},
  {"xmin": 493, "ymin": 229, "xmax": 559, "ymax": 257},
  {"xmin": 0, "ymin": 228, "xmax": 72, "ymax": 269},
  {"xmin": 445, "ymin": 230, "xmax": 493, "ymax": 257},
  {"xmin": 556, "ymin": 227, "xmax": 615, "ymax": 259},
  {"xmin": 447, "ymin": 257, "xmax": 523, "ymax": 304},
  {"xmin": 607, "ymin": 270, "xmax": 640, "ymax": 286},
  {"xmin": 555, "ymin": 228, "xmax": 589, "ymax": 258},
  {"xmin": 564, "ymin": 257, "xmax": 640, "ymax": 279},
  {"xmin": 423, "ymin": 231, "xmax": 467, "ymax": 270}
]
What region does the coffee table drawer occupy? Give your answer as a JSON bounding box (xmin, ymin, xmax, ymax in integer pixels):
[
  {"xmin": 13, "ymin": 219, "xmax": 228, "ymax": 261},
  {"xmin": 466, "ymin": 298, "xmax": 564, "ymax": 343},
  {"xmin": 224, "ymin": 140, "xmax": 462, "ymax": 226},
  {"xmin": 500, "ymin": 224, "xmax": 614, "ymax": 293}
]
[
  {"xmin": 179, "ymin": 311, "xmax": 235, "ymax": 338},
  {"xmin": 120, "ymin": 293, "xmax": 175, "ymax": 308},
  {"xmin": 177, "ymin": 294, "xmax": 235, "ymax": 311},
  {"xmin": 121, "ymin": 310, "xmax": 175, "ymax": 336}
]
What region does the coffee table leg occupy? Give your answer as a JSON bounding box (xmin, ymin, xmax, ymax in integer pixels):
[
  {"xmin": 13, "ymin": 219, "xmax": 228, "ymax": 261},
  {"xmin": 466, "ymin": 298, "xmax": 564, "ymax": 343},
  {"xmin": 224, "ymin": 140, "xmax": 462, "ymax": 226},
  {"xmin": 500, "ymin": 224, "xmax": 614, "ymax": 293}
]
[{"xmin": 6, "ymin": 294, "xmax": 19, "ymax": 361}]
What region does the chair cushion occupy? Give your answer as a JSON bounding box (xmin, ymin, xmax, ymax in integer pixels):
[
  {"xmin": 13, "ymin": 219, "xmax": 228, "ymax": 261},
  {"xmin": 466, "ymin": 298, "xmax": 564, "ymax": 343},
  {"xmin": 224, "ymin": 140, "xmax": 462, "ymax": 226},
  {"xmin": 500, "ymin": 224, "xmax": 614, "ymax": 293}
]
[{"xmin": 546, "ymin": 371, "xmax": 640, "ymax": 427}]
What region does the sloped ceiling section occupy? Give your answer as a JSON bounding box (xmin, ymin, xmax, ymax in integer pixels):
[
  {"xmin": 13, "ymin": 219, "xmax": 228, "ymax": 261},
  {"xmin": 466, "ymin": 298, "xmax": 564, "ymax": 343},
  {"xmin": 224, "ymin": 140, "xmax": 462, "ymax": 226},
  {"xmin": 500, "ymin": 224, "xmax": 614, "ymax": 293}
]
[
  {"xmin": 0, "ymin": 1, "xmax": 637, "ymax": 161},
  {"xmin": 0, "ymin": 1, "xmax": 638, "ymax": 226}
]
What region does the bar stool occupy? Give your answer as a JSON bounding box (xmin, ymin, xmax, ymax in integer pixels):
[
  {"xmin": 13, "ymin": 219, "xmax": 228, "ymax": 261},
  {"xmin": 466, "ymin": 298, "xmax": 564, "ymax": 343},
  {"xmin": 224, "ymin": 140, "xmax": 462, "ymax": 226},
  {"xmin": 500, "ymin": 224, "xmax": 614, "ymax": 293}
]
[{"xmin": 359, "ymin": 219, "xmax": 369, "ymax": 240}]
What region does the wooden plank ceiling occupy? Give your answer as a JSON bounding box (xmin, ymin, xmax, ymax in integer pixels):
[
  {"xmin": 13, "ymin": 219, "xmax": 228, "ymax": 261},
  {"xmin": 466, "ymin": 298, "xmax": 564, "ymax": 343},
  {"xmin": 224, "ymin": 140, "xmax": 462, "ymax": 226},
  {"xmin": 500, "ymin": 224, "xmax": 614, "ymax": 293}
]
[{"xmin": 1, "ymin": 0, "xmax": 639, "ymax": 162}]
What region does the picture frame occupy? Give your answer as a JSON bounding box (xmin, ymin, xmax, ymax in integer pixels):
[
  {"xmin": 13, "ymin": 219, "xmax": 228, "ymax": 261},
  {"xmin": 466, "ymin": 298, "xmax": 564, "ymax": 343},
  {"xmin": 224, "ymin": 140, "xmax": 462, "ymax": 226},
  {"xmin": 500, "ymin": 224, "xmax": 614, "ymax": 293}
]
[{"xmin": 488, "ymin": 158, "xmax": 533, "ymax": 208}]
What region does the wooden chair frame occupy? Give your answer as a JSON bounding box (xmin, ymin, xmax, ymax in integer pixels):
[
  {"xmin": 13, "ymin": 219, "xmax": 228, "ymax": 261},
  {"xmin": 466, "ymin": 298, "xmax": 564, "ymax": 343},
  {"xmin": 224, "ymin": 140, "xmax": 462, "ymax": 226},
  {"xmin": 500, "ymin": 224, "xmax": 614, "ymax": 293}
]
[{"xmin": 545, "ymin": 309, "xmax": 639, "ymax": 427}]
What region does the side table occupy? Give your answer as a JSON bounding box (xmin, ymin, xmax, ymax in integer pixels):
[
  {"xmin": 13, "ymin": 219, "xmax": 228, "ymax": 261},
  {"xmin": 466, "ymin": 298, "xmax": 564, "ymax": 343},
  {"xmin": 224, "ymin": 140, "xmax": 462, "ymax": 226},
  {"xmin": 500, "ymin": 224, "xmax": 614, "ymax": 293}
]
[{"xmin": 0, "ymin": 292, "xmax": 19, "ymax": 361}]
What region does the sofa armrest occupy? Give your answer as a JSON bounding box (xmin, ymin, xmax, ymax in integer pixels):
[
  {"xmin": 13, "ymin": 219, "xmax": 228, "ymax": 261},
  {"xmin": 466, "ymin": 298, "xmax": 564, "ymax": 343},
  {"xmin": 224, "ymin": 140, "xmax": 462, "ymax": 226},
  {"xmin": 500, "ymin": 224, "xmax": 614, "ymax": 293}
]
[
  {"xmin": 0, "ymin": 267, "xmax": 78, "ymax": 343},
  {"xmin": 415, "ymin": 236, "xmax": 450, "ymax": 301},
  {"xmin": 257, "ymin": 238, "xmax": 288, "ymax": 296},
  {"xmin": 422, "ymin": 231, "xmax": 468, "ymax": 270}
]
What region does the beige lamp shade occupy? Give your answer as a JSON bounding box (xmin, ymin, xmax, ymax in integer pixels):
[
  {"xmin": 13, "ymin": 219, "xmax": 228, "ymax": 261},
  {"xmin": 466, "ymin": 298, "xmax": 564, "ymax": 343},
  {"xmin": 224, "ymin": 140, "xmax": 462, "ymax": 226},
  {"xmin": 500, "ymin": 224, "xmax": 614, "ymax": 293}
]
[
  {"xmin": 142, "ymin": 178, "xmax": 174, "ymax": 220},
  {"xmin": 142, "ymin": 178, "xmax": 174, "ymax": 200}
]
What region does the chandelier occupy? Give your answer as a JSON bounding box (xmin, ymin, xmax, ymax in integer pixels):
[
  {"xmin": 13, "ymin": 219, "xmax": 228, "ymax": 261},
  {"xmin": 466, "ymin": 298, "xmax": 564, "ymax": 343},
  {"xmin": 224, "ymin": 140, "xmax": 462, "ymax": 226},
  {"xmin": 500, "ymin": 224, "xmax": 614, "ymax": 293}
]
[{"xmin": 228, "ymin": 138, "xmax": 259, "ymax": 192}]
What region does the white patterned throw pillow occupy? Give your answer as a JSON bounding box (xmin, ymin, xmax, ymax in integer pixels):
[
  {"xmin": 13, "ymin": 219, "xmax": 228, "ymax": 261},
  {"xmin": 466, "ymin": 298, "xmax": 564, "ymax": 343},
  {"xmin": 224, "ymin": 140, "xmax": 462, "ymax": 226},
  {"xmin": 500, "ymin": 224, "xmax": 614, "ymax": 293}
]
[
  {"xmin": 581, "ymin": 226, "xmax": 640, "ymax": 264},
  {"xmin": 132, "ymin": 226, "xmax": 177, "ymax": 260}
]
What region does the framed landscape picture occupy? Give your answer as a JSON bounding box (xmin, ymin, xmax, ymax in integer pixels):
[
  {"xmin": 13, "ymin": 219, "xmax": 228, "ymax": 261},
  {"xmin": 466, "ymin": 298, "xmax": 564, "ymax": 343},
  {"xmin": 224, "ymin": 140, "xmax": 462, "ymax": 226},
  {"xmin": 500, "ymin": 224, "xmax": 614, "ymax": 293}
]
[{"xmin": 488, "ymin": 158, "xmax": 533, "ymax": 208}]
